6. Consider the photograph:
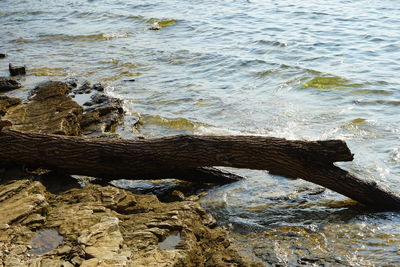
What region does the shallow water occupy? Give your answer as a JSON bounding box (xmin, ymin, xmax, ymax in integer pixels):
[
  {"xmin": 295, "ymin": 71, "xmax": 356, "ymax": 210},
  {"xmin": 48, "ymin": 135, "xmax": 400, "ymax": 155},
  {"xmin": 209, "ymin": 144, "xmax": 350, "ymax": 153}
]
[{"xmin": 1, "ymin": 0, "xmax": 400, "ymax": 265}]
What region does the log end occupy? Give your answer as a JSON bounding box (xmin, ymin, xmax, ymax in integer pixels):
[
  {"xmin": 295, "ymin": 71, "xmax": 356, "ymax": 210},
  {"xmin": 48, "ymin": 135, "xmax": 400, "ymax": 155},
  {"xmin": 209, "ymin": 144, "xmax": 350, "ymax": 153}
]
[{"xmin": 316, "ymin": 139, "xmax": 354, "ymax": 162}]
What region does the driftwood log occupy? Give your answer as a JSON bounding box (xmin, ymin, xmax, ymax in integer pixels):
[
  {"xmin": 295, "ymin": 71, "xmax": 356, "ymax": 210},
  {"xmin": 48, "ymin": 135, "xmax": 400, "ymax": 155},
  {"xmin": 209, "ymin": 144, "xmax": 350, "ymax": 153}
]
[{"xmin": 1, "ymin": 129, "xmax": 400, "ymax": 209}]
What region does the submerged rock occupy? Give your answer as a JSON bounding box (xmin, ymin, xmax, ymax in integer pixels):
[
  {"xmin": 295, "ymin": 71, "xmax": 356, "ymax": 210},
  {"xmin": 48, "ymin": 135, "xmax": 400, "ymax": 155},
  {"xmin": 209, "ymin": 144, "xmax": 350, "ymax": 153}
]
[
  {"xmin": 0, "ymin": 179, "xmax": 260, "ymax": 266},
  {"xmin": 0, "ymin": 78, "xmax": 22, "ymax": 92},
  {"xmin": 74, "ymin": 81, "xmax": 91, "ymax": 94},
  {"xmin": 9, "ymin": 63, "xmax": 26, "ymax": 76},
  {"xmin": 149, "ymin": 25, "xmax": 161, "ymax": 31}
]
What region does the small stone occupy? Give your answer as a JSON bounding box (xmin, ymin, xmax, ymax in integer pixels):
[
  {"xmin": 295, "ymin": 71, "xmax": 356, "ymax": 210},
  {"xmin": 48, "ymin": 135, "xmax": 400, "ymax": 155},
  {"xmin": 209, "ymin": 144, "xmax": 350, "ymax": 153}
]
[
  {"xmin": 60, "ymin": 261, "xmax": 74, "ymax": 267},
  {"xmin": 149, "ymin": 25, "xmax": 161, "ymax": 31},
  {"xmin": 56, "ymin": 245, "xmax": 72, "ymax": 255},
  {"xmin": 71, "ymin": 256, "xmax": 83, "ymax": 266},
  {"xmin": 92, "ymin": 83, "xmax": 104, "ymax": 92},
  {"xmin": 66, "ymin": 78, "xmax": 78, "ymax": 89},
  {"xmin": 0, "ymin": 224, "xmax": 10, "ymax": 230},
  {"xmin": 185, "ymin": 195, "xmax": 200, "ymax": 201},
  {"xmin": 9, "ymin": 63, "xmax": 26, "ymax": 76},
  {"xmin": 170, "ymin": 190, "xmax": 185, "ymax": 201},
  {"xmin": 76, "ymin": 81, "xmax": 91, "ymax": 94}
]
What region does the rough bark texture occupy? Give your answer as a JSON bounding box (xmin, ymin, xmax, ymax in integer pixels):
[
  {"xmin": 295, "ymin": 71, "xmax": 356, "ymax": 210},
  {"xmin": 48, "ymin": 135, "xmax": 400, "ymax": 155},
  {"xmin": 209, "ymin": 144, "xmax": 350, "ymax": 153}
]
[{"xmin": 1, "ymin": 129, "xmax": 400, "ymax": 209}]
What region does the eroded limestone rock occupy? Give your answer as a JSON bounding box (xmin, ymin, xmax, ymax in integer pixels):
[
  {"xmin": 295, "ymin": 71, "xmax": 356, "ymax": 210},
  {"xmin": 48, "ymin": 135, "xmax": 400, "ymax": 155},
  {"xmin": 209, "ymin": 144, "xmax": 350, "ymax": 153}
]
[
  {"xmin": 0, "ymin": 96, "xmax": 21, "ymax": 116},
  {"xmin": 4, "ymin": 81, "xmax": 83, "ymax": 135},
  {"xmin": 71, "ymin": 82, "xmax": 123, "ymax": 136},
  {"xmin": 0, "ymin": 180, "xmax": 48, "ymax": 226},
  {"xmin": 0, "ymin": 180, "xmax": 261, "ymax": 266}
]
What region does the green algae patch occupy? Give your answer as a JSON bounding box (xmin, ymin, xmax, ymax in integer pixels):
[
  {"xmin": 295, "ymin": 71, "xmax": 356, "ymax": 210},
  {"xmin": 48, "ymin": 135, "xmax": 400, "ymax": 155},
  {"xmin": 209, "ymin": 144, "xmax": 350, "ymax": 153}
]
[
  {"xmin": 30, "ymin": 67, "xmax": 67, "ymax": 77},
  {"xmin": 341, "ymin": 118, "xmax": 368, "ymax": 129},
  {"xmin": 158, "ymin": 20, "xmax": 177, "ymax": 28},
  {"xmin": 142, "ymin": 115, "xmax": 203, "ymax": 131},
  {"xmin": 351, "ymin": 89, "xmax": 393, "ymax": 95},
  {"xmin": 302, "ymin": 76, "xmax": 363, "ymax": 90},
  {"xmin": 350, "ymin": 118, "xmax": 367, "ymax": 124},
  {"xmin": 101, "ymin": 71, "xmax": 142, "ymax": 82},
  {"xmin": 252, "ymin": 69, "xmax": 278, "ymax": 77},
  {"xmin": 147, "ymin": 18, "xmax": 177, "ymax": 29},
  {"xmin": 120, "ymin": 62, "xmax": 141, "ymax": 69},
  {"xmin": 340, "ymin": 118, "xmax": 375, "ymax": 135}
]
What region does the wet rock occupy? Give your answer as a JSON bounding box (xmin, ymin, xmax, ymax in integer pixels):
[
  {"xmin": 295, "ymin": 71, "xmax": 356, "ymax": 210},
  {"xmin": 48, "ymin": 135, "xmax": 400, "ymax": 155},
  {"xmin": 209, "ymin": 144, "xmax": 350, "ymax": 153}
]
[
  {"xmin": 84, "ymin": 93, "xmax": 109, "ymax": 106},
  {"xmin": 251, "ymin": 226, "xmax": 345, "ymax": 266},
  {"xmin": 4, "ymin": 81, "xmax": 83, "ymax": 135},
  {"xmin": 9, "ymin": 63, "xmax": 26, "ymax": 76},
  {"xmin": 149, "ymin": 25, "xmax": 161, "ymax": 31},
  {"xmin": 64, "ymin": 81, "xmax": 123, "ymax": 136},
  {"xmin": 1, "ymin": 79, "xmax": 123, "ymax": 136},
  {"xmin": 80, "ymin": 110, "xmax": 101, "ymax": 128},
  {"xmin": 0, "ymin": 180, "xmax": 260, "ymax": 266},
  {"xmin": 80, "ymin": 92, "xmax": 123, "ymax": 136},
  {"xmin": 72, "ymin": 81, "xmax": 104, "ymax": 95},
  {"xmin": 74, "ymin": 81, "xmax": 91, "ymax": 94},
  {"xmin": 0, "ymin": 77, "xmax": 22, "ymax": 92},
  {"xmin": 0, "ymin": 53, "xmax": 7, "ymax": 58},
  {"xmin": 0, "ymin": 179, "xmax": 48, "ymax": 225},
  {"xmin": 0, "ymin": 96, "xmax": 21, "ymax": 116},
  {"xmin": 92, "ymin": 83, "xmax": 105, "ymax": 92},
  {"xmin": 65, "ymin": 78, "xmax": 78, "ymax": 89}
]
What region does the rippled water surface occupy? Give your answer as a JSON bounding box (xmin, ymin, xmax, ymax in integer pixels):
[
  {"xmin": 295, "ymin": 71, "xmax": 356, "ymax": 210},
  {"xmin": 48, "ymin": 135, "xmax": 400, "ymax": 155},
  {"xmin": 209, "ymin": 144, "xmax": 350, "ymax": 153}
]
[{"xmin": 1, "ymin": 0, "xmax": 400, "ymax": 265}]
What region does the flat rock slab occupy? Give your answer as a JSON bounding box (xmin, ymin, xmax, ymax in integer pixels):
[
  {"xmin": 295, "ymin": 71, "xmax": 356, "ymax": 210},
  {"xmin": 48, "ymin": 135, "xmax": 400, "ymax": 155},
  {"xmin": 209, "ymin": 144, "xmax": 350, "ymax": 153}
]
[
  {"xmin": 0, "ymin": 180, "xmax": 261, "ymax": 266},
  {"xmin": 0, "ymin": 180, "xmax": 48, "ymax": 225},
  {"xmin": 0, "ymin": 96, "xmax": 21, "ymax": 116},
  {"xmin": 4, "ymin": 81, "xmax": 83, "ymax": 135}
]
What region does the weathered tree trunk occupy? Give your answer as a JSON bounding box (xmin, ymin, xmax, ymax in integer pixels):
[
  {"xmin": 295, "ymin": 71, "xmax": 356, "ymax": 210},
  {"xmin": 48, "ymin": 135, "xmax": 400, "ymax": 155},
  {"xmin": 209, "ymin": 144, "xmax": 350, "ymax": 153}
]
[{"xmin": 1, "ymin": 129, "xmax": 400, "ymax": 209}]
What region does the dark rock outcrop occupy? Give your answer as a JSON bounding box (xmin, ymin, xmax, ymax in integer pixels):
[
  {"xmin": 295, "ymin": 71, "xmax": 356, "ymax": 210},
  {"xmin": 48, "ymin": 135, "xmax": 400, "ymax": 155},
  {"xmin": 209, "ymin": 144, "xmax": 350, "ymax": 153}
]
[
  {"xmin": 71, "ymin": 82, "xmax": 124, "ymax": 136},
  {"xmin": 9, "ymin": 64, "xmax": 26, "ymax": 76},
  {"xmin": 0, "ymin": 78, "xmax": 21, "ymax": 92}
]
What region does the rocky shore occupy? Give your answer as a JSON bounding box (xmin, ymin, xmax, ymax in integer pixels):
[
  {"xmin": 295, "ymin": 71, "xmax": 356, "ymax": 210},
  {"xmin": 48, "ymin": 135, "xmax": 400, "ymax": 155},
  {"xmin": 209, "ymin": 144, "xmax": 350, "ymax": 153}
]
[{"xmin": 0, "ymin": 78, "xmax": 262, "ymax": 266}]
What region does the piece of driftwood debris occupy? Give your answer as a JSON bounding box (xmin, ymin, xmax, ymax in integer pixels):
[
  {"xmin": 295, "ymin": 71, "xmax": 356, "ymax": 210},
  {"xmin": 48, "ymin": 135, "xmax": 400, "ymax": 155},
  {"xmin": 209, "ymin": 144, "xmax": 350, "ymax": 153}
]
[{"xmin": 1, "ymin": 129, "xmax": 400, "ymax": 209}]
